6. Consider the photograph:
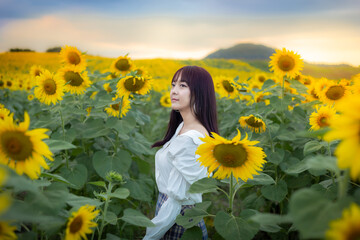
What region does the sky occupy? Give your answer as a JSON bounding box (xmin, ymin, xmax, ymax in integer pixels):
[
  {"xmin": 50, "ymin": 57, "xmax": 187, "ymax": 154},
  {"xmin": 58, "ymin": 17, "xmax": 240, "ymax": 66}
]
[{"xmin": 1, "ymin": 0, "xmax": 360, "ymax": 66}]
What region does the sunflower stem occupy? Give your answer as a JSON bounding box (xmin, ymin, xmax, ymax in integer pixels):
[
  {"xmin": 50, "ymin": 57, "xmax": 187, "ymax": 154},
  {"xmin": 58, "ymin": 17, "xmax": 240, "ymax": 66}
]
[
  {"xmin": 59, "ymin": 102, "xmax": 69, "ymax": 169},
  {"xmin": 338, "ymin": 169, "xmax": 349, "ymax": 200},
  {"xmin": 267, "ymin": 128, "xmax": 274, "ymax": 152},
  {"xmin": 98, "ymin": 181, "xmax": 113, "ymax": 240},
  {"xmin": 229, "ymin": 173, "xmax": 234, "ymax": 215}
]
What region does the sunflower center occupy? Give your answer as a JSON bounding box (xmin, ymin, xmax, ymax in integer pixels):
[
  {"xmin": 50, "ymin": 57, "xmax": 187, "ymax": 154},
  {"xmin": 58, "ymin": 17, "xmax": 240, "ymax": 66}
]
[
  {"xmin": 135, "ymin": 69, "xmax": 143, "ymax": 75},
  {"xmin": 317, "ymin": 116, "xmax": 329, "ymax": 127},
  {"xmin": 35, "ymin": 70, "xmax": 42, "ymax": 77},
  {"xmin": 67, "ymin": 52, "xmax": 81, "ymax": 65},
  {"xmin": 124, "ymin": 77, "xmax": 145, "ymax": 92},
  {"xmin": 278, "ymin": 55, "xmax": 295, "ymax": 72},
  {"xmin": 0, "ymin": 81, "xmax": 4, "ymax": 87},
  {"xmin": 310, "ymin": 89, "xmax": 318, "ymax": 99},
  {"xmin": 1, "ymin": 131, "xmax": 33, "ymax": 161},
  {"xmin": 64, "ymin": 71, "xmax": 84, "ymax": 87},
  {"xmin": 111, "ymin": 103, "xmax": 120, "ymax": 111},
  {"xmin": 325, "ymin": 86, "xmax": 345, "ymax": 100},
  {"xmin": 213, "ymin": 143, "xmax": 248, "ymax": 167},
  {"xmin": 245, "ymin": 116, "xmax": 264, "ymax": 128},
  {"xmin": 6, "ymin": 81, "xmax": 12, "ymax": 87},
  {"xmin": 115, "ymin": 59, "xmax": 131, "ymax": 71},
  {"xmin": 346, "ymin": 227, "xmax": 360, "ymax": 240},
  {"xmin": 258, "ymin": 76, "xmax": 266, "ymax": 83},
  {"xmin": 43, "ymin": 79, "xmax": 57, "ymax": 95},
  {"xmin": 222, "ymin": 80, "xmax": 234, "ymax": 93},
  {"xmin": 69, "ymin": 215, "xmax": 83, "ymax": 234}
]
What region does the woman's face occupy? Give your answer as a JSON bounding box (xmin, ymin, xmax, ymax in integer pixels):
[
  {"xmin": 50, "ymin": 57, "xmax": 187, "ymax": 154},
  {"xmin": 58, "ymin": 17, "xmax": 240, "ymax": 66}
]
[{"xmin": 170, "ymin": 73, "xmax": 191, "ymax": 112}]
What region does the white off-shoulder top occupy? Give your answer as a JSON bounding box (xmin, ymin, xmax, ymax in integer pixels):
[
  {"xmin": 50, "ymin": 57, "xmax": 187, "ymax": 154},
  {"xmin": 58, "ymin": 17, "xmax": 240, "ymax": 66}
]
[{"xmin": 143, "ymin": 122, "xmax": 208, "ymax": 240}]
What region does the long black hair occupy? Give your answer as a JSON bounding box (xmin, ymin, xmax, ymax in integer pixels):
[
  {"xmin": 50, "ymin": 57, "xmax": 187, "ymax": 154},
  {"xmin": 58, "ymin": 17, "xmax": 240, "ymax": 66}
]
[{"xmin": 152, "ymin": 66, "xmax": 218, "ymax": 148}]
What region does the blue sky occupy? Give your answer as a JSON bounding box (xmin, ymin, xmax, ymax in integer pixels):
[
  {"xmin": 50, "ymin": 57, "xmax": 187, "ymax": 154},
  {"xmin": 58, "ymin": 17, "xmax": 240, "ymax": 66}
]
[{"xmin": 1, "ymin": 0, "xmax": 360, "ymax": 65}]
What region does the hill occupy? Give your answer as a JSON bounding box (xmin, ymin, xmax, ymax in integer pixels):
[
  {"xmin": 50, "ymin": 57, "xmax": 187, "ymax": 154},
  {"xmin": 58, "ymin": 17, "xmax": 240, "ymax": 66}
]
[{"xmin": 204, "ymin": 43, "xmax": 360, "ymax": 79}]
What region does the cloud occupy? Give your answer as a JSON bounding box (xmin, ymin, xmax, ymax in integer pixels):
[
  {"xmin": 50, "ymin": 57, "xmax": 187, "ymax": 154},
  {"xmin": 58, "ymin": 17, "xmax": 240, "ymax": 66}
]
[{"xmin": 0, "ymin": 12, "xmax": 360, "ymax": 65}]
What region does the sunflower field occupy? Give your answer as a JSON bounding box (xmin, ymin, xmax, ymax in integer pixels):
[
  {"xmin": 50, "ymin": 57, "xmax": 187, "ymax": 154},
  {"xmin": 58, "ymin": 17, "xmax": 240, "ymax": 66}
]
[{"xmin": 1, "ymin": 46, "xmax": 360, "ymax": 240}]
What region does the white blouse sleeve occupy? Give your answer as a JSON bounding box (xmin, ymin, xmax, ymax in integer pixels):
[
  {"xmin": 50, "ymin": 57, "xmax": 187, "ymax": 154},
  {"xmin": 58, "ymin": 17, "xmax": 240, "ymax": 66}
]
[{"xmin": 144, "ymin": 135, "xmax": 206, "ymax": 240}]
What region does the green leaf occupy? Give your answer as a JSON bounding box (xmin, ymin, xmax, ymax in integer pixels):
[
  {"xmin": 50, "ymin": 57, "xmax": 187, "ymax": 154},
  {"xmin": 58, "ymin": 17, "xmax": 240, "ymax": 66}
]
[
  {"xmin": 123, "ymin": 177, "xmax": 154, "ymax": 202},
  {"xmin": 41, "ymin": 172, "xmax": 77, "ymax": 187},
  {"xmin": 214, "ymin": 211, "xmax": 259, "ymax": 240},
  {"xmin": 59, "ymin": 164, "xmax": 88, "ymax": 189},
  {"xmin": 261, "ymin": 180, "xmax": 288, "ymax": 202},
  {"xmin": 66, "ymin": 193, "xmax": 103, "ymax": 208},
  {"xmin": 276, "ymin": 132, "xmax": 296, "ymax": 141},
  {"xmin": 306, "ymin": 155, "xmax": 339, "ymax": 175},
  {"xmin": 44, "ymin": 139, "xmax": 77, "ymax": 152},
  {"xmin": 92, "ymin": 150, "xmax": 132, "ymax": 179},
  {"xmin": 105, "ymin": 211, "xmax": 118, "ymax": 225},
  {"xmin": 121, "ymin": 208, "xmax": 155, "ymax": 227},
  {"xmin": 296, "ymin": 128, "xmax": 330, "ymax": 138},
  {"xmin": 188, "ymin": 177, "xmax": 219, "ymax": 194},
  {"xmin": 289, "ymin": 188, "xmax": 351, "ymax": 239},
  {"xmin": 266, "ymin": 149, "xmax": 285, "ymax": 165},
  {"xmin": 246, "ymin": 173, "xmax": 275, "ymax": 186},
  {"xmin": 181, "ymin": 226, "xmax": 203, "ymax": 240},
  {"xmin": 303, "ymin": 140, "xmax": 324, "ymax": 155},
  {"xmin": 250, "ymin": 213, "xmax": 292, "ymax": 233},
  {"xmin": 176, "ymin": 201, "xmax": 211, "ymax": 228},
  {"xmin": 111, "ymin": 188, "xmax": 130, "ymax": 199},
  {"xmin": 88, "ymin": 181, "xmax": 107, "ymax": 188},
  {"xmin": 261, "ymin": 79, "xmax": 276, "ymax": 91},
  {"xmin": 284, "ymin": 160, "xmax": 308, "ymax": 175}
]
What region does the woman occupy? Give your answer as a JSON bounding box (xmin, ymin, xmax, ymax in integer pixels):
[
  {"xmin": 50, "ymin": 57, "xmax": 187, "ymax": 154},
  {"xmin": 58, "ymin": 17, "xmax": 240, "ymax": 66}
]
[{"xmin": 144, "ymin": 66, "xmax": 218, "ymax": 240}]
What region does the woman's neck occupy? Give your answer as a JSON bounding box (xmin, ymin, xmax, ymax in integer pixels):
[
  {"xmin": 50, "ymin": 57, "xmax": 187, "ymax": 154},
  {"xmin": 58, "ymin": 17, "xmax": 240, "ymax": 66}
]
[{"xmin": 180, "ymin": 108, "xmax": 198, "ymax": 128}]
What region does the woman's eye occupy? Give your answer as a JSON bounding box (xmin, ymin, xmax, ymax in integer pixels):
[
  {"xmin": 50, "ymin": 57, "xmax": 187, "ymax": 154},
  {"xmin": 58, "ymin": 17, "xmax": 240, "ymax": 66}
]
[{"xmin": 180, "ymin": 84, "xmax": 187, "ymax": 87}]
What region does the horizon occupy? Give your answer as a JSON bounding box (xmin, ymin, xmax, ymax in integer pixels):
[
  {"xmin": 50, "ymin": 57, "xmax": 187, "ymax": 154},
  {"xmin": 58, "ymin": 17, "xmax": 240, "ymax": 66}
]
[{"xmin": 1, "ymin": 0, "xmax": 360, "ymax": 66}]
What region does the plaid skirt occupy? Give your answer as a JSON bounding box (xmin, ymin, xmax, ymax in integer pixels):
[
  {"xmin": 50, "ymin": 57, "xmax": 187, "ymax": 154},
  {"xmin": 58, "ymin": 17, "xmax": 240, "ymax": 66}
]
[{"xmin": 155, "ymin": 192, "xmax": 208, "ymax": 240}]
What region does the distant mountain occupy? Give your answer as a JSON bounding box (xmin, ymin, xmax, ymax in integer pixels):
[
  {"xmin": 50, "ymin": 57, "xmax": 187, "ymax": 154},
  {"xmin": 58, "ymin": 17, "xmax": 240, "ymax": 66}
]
[
  {"xmin": 204, "ymin": 43, "xmax": 360, "ymax": 79},
  {"xmin": 205, "ymin": 43, "xmax": 275, "ymax": 60}
]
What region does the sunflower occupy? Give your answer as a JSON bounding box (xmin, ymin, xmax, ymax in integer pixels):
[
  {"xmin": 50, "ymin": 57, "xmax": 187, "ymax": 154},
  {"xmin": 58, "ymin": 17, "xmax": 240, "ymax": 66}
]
[
  {"xmin": 239, "ymin": 115, "xmax": 266, "ymax": 133},
  {"xmin": 160, "ymin": 93, "xmax": 171, "ymax": 108},
  {"xmin": 116, "ymin": 75, "xmax": 152, "ymax": 97},
  {"xmin": 57, "ymin": 66, "xmax": 91, "ymax": 95},
  {"xmin": 60, "ymin": 46, "xmax": 86, "ymax": 70},
  {"xmin": 0, "ymin": 221, "xmax": 17, "ymax": 240},
  {"xmin": 269, "ymin": 48, "xmax": 304, "ymax": 79},
  {"xmin": 27, "ymin": 94, "xmax": 34, "ymax": 101},
  {"xmin": 86, "ymin": 107, "xmax": 91, "ymax": 116},
  {"xmin": 132, "ymin": 66, "xmax": 148, "ymax": 76},
  {"xmin": 65, "ymin": 205, "xmax": 99, "ymax": 240},
  {"xmin": 324, "ymin": 95, "xmax": 360, "ymax": 180},
  {"xmin": 309, "ymin": 105, "xmax": 337, "ymax": 131},
  {"xmin": 34, "ymin": 70, "xmax": 64, "ymax": 105},
  {"xmin": 303, "ymin": 81, "xmax": 321, "ymax": 103},
  {"xmin": 111, "ymin": 56, "xmax": 132, "ymax": 73},
  {"xmin": 326, "ymin": 203, "xmax": 360, "ymax": 240},
  {"xmin": 196, "ymin": 129, "xmax": 267, "ymax": 182},
  {"xmin": 30, "ymin": 65, "xmax": 45, "ymax": 78},
  {"xmin": 103, "ymin": 83, "xmax": 112, "ymax": 93},
  {"xmin": 0, "ymin": 108, "xmax": 11, "ymax": 121},
  {"xmin": 90, "ymin": 91, "xmax": 98, "ymax": 99},
  {"xmin": 318, "ymin": 81, "xmax": 350, "ymax": 106},
  {"xmin": 0, "ymin": 80, "xmax": 4, "ymax": 89},
  {"xmin": 0, "ymin": 112, "xmax": 53, "ymax": 179},
  {"xmin": 350, "ymin": 75, "xmax": 360, "ymax": 95},
  {"xmin": 253, "ymin": 73, "xmax": 268, "ymax": 83},
  {"xmin": 214, "ymin": 76, "xmax": 239, "ymax": 99},
  {"xmin": 105, "ymin": 96, "xmax": 131, "ymax": 118},
  {"xmin": 0, "ymin": 193, "xmax": 11, "ymax": 215}
]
